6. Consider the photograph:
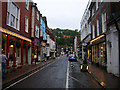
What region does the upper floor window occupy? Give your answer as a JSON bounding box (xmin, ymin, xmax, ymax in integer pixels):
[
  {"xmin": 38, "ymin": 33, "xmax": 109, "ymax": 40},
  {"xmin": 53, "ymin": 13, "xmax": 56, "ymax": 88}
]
[
  {"xmin": 102, "ymin": 12, "xmax": 106, "ymax": 33},
  {"xmin": 35, "ymin": 25, "xmax": 39, "ymax": 38},
  {"xmin": 44, "ymin": 33, "xmax": 46, "ymax": 40},
  {"xmin": 26, "ymin": 0, "xmax": 29, "ymax": 10},
  {"xmin": 25, "ymin": 15, "xmax": 28, "ymax": 33},
  {"xmin": 96, "ymin": 0, "xmax": 98, "ymax": 10},
  {"xmin": 43, "ymin": 21, "xmax": 45, "ymax": 29},
  {"xmin": 92, "ymin": 24, "xmax": 95, "ymax": 39},
  {"xmin": 97, "ymin": 19, "xmax": 99, "ymax": 36},
  {"xmin": 40, "ymin": 30, "xmax": 43, "ymax": 36},
  {"xmin": 92, "ymin": 8, "xmax": 94, "ymax": 17},
  {"xmin": 100, "ymin": 0, "xmax": 104, "ymax": 2},
  {"xmin": 7, "ymin": 1, "xmax": 20, "ymax": 30},
  {"xmin": 85, "ymin": 24, "xmax": 88, "ymax": 35},
  {"xmin": 37, "ymin": 11, "xmax": 39, "ymax": 21},
  {"xmin": 41, "ymin": 18, "xmax": 42, "ymax": 25},
  {"xmin": 92, "ymin": 5, "xmax": 96, "ymax": 17}
]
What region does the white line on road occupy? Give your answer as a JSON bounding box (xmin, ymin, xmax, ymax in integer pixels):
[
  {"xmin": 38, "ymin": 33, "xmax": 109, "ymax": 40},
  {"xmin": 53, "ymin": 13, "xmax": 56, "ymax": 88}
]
[
  {"xmin": 4, "ymin": 61, "xmax": 57, "ymax": 90},
  {"xmin": 66, "ymin": 60, "xmax": 69, "ymax": 89}
]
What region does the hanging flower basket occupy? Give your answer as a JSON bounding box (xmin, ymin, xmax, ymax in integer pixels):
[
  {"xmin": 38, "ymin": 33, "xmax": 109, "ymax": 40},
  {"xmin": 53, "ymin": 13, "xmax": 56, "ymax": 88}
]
[
  {"xmin": 2, "ymin": 35, "xmax": 7, "ymax": 46},
  {"xmin": 28, "ymin": 44, "xmax": 31, "ymax": 49},
  {"xmin": 16, "ymin": 40, "xmax": 21, "ymax": 48},
  {"xmin": 9, "ymin": 38, "xmax": 15, "ymax": 45}
]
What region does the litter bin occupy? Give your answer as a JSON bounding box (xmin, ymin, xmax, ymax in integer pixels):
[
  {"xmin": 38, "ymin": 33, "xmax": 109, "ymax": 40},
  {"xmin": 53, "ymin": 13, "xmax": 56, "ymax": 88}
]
[{"xmin": 2, "ymin": 63, "xmax": 6, "ymax": 78}]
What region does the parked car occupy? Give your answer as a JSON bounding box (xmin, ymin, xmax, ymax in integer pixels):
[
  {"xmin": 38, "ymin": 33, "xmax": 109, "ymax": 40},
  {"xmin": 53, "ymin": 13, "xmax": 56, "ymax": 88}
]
[{"xmin": 68, "ymin": 54, "xmax": 77, "ymax": 61}]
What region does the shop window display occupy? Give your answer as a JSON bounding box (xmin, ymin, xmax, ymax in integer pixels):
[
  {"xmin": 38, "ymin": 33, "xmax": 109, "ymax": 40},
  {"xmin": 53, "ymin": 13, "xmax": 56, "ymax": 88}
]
[{"xmin": 92, "ymin": 42, "xmax": 106, "ymax": 67}]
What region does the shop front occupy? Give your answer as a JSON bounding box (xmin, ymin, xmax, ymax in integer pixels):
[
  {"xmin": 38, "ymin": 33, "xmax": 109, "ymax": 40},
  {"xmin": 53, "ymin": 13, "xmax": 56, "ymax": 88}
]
[
  {"xmin": 31, "ymin": 38, "xmax": 41, "ymax": 64},
  {"xmin": 0, "ymin": 28, "xmax": 32, "ymax": 69},
  {"xmin": 41, "ymin": 41, "xmax": 46, "ymax": 61},
  {"xmin": 90, "ymin": 34, "xmax": 107, "ymax": 69}
]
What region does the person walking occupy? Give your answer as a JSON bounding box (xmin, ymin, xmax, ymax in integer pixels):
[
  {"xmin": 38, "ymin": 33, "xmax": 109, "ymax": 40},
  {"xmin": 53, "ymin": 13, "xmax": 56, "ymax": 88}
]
[{"xmin": 2, "ymin": 51, "xmax": 7, "ymax": 78}]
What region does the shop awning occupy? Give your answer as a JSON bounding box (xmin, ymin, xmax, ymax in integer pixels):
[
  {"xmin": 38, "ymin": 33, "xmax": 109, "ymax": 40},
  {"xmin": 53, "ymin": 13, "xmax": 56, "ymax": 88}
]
[
  {"xmin": 90, "ymin": 34, "xmax": 105, "ymax": 45},
  {"xmin": 0, "ymin": 27, "xmax": 32, "ymax": 42}
]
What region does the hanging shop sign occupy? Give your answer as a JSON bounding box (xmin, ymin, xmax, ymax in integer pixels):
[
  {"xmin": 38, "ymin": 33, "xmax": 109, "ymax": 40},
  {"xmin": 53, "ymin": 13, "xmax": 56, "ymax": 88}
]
[
  {"xmin": 41, "ymin": 42, "xmax": 46, "ymax": 46},
  {"xmin": 53, "ymin": 45, "xmax": 56, "ymax": 48},
  {"xmin": 34, "ymin": 38, "xmax": 40, "ymax": 47}
]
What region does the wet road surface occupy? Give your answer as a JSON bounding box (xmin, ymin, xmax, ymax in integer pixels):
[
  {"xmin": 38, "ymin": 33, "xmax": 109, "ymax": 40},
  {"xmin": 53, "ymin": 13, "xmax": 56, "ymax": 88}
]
[{"xmin": 8, "ymin": 55, "xmax": 102, "ymax": 88}]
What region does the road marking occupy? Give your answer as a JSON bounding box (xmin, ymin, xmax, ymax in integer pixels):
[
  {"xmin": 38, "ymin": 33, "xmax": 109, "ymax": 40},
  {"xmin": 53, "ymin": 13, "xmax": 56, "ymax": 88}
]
[
  {"xmin": 66, "ymin": 61, "xmax": 69, "ymax": 89},
  {"xmin": 69, "ymin": 75, "xmax": 81, "ymax": 83},
  {"xmin": 4, "ymin": 60, "xmax": 57, "ymax": 90}
]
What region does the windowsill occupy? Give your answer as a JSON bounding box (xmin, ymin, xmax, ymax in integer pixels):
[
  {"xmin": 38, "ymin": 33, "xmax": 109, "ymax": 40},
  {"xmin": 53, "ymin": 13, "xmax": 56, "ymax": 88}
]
[
  {"xmin": 25, "ymin": 31, "xmax": 29, "ymax": 33},
  {"xmin": 25, "ymin": 7, "xmax": 29, "ymax": 11},
  {"xmin": 35, "ymin": 36, "xmax": 39, "ymax": 39},
  {"xmin": 37, "ymin": 19, "xmax": 39, "ymax": 21},
  {"xmin": 7, "ymin": 24, "xmax": 19, "ymax": 31}
]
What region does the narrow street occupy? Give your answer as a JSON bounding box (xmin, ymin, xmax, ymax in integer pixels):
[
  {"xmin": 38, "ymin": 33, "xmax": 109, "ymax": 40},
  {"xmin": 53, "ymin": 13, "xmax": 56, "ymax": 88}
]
[{"xmin": 6, "ymin": 55, "xmax": 102, "ymax": 89}]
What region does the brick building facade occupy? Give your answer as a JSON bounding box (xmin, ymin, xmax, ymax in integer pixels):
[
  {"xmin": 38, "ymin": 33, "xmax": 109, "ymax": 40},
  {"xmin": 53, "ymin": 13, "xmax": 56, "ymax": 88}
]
[{"xmin": 1, "ymin": 1, "xmax": 32, "ymax": 69}]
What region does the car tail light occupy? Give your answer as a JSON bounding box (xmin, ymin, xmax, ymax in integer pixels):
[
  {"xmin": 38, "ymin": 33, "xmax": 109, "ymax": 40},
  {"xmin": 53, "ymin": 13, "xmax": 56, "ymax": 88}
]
[
  {"xmin": 75, "ymin": 57, "xmax": 77, "ymax": 59},
  {"xmin": 69, "ymin": 56, "xmax": 71, "ymax": 58}
]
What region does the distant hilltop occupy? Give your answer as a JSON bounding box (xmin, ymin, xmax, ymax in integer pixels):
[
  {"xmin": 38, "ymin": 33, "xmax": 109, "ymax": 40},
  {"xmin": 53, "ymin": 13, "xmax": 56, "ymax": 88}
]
[{"xmin": 51, "ymin": 28, "xmax": 80, "ymax": 47}]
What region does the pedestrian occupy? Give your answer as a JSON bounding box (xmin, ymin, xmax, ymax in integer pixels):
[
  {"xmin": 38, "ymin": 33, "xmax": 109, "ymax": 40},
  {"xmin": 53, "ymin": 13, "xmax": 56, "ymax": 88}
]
[
  {"xmin": 2, "ymin": 51, "xmax": 7, "ymax": 78},
  {"xmin": 44, "ymin": 53, "xmax": 47, "ymax": 61}
]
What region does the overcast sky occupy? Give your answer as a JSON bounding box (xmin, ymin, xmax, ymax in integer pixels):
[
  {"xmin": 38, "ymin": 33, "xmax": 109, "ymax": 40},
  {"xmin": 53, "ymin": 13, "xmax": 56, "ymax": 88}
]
[{"xmin": 33, "ymin": 0, "xmax": 89, "ymax": 30}]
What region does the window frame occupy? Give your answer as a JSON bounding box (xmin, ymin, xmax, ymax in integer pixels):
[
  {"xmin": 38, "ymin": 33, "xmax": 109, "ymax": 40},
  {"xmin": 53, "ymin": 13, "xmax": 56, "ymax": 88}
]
[
  {"xmin": 97, "ymin": 19, "xmax": 99, "ymax": 36},
  {"xmin": 37, "ymin": 11, "xmax": 39, "ymax": 21},
  {"xmin": 102, "ymin": 12, "xmax": 106, "ymax": 33},
  {"xmin": 25, "ymin": 15, "xmax": 28, "ymax": 33},
  {"xmin": 92, "ymin": 24, "xmax": 95, "ymax": 39},
  {"xmin": 35, "ymin": 25, "xmax": 39, "ymax": 38},
  {"xmin": 7, "ymin": 0, "xmax": 20, "ymax": 31},
  {"xmin": 96, "ymin": 0, "xmax": 98, "ymax": 10},
  {"xmin": 26, "ymin": 0, "xmax": 29, "ymax": 10}
]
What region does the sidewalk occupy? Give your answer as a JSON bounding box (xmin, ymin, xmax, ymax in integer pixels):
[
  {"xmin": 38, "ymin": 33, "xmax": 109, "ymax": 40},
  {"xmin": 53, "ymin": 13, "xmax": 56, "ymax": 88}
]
[
  {"xmin": 78, "ymin": 59, "xmax": 120, "ymax": 88},
  {"xmin": 2, "ymin": 58, "xmax": 55, "ymax": 89}
]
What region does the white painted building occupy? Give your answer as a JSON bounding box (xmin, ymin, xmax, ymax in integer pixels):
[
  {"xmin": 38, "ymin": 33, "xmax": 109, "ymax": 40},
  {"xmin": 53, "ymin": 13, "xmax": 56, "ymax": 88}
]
[
  {"xmin": 46, "ymin": 34, "xmax": 50, "ymax": 59},
  {"xmin": 74, "ymin": 36, "xmax": 77, "ymax": 56},
  {"xmin": 106, "ymin": 21, "xmax": 120, "ymax": 76},
  {"xmin": 80, "ymin": 0, "xmax": 91, "ymax": 60},
  {"xmin": 49, "ymin": 37, "xmax": 56, "ymax": 58}
]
